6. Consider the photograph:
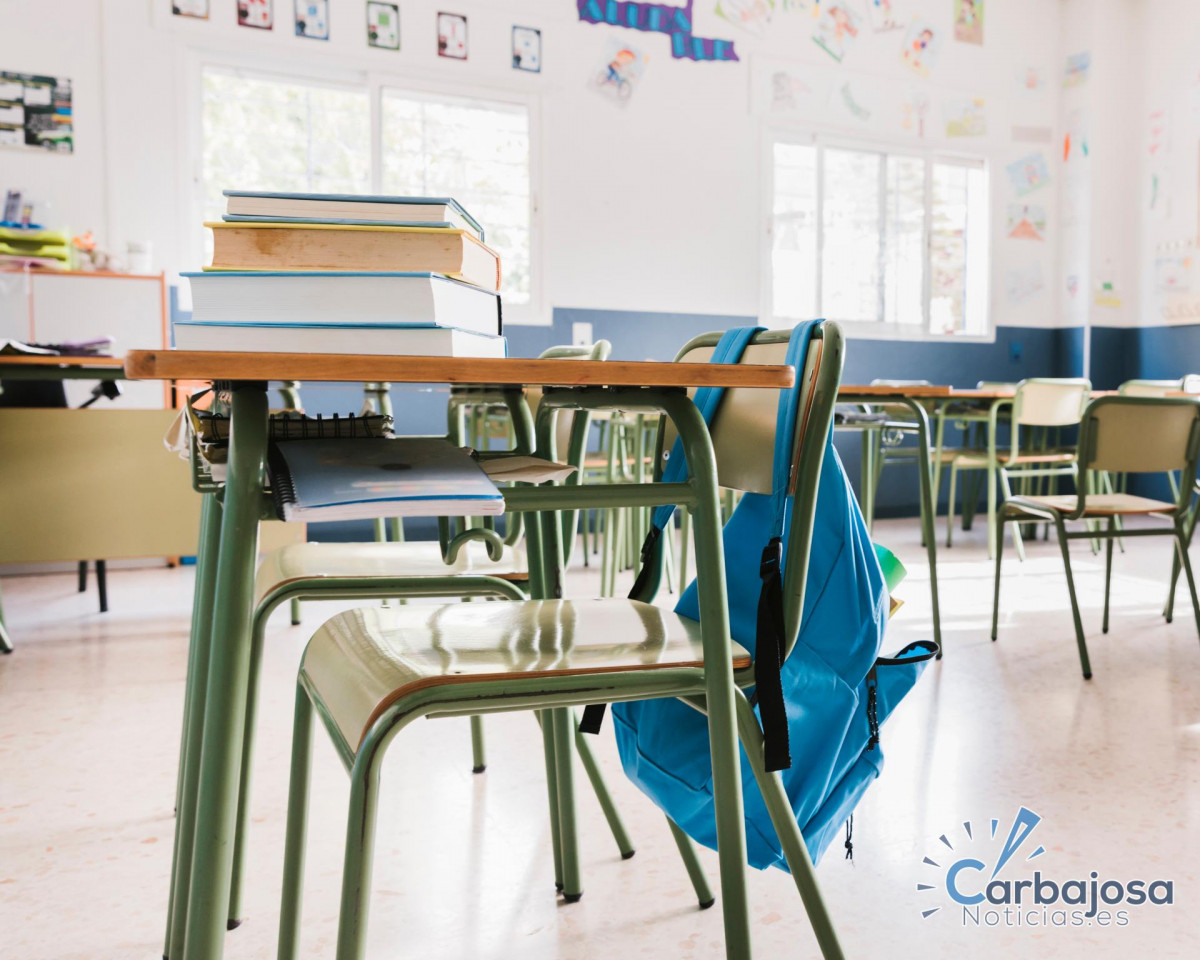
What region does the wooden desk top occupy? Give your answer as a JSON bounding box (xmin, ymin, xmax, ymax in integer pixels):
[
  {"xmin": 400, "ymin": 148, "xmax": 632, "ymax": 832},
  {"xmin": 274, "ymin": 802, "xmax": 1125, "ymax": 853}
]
[
  {"xmin": 0, "ymin": 354, "xmax": 125, "ymax": 370},
  {"xmin": 838, "ymin": 384, "xmax": 955, "ymax": 398},
  {"xmin": 123, "ymin": 351, "xmax": 796, "ymax": 389}
]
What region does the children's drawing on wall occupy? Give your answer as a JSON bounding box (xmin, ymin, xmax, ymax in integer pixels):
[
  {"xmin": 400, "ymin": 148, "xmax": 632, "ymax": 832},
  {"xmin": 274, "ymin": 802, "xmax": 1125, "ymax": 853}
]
[
  {"xmin": 237, "ymin": 0, "xmax": 273, "ymax": 29},
  {"xmin": 1063, "ymin": 51, "xmax": 1090, "ymax": 87},
  {"xmin": 1155, "ymin": 253, "xmax": 1193, "ymax": 294},
  {"xmin": 943, "ymin": 97, "xmax": 985, "ymax": 137},
  {"xmin": 770, "ymin": 69, "xmax": 817, "ymax": 112},
  {"xmin": 1005, "ymin": 262, "xmax": 1045, "ymax": 305},
  {"xmin": 1148, "ymin": 170, "xmax": 1168, "ymax": 220},
  {"xmin": 866, "ymin": 0, "xmax": 902, "ymax": 32},
  {"xmin": 1066, "ymin": 274, "xmax": 1079, "ymax": 299},
  {"xmin": 812, "ymin": 3, "xmax": 861, "ymax": 63},
  {"xmin": 1006, "ymin": 203, "xmax": 1046, "ymax": 241},
  {"xmin": 715, "ymin": 0, "xmax": 774, "ymax": 34},
  {"xmin": 1005, "ymin": 152, "xmax": 1050, "ymax": 196},
  {"xmin": 366, "ymin": 2, "xmax": 399, "ymax": 49},
  {"xmin": 294, "ymin": 1, "xmax": 329, "ymax": 39},
  {"xmin": 953, "ymin": 0, "xmax": 983, "ymax": 45},
  {"xmin": 900, "ymin": 18, "xmax": 939, "ymax": 77},
  {"xmin": 900, "ymin": 89, "xmax": 929, "ymax": 137},
  {"xmin": 172, "ymin": 1, "xmax": 209, "ymax": 18},
  {"xmin": 1093, "ymin": 259, "xmax": 1122, "ymax": 308},
  {"xmin": 1062, "ymin": 109, "xmax": 1089, "ymax": 162},
  {"xmin": 576, "ymin": 2, "xmax": 739, "ymax": 62},
  {"xmin": 830, "ymin": 81, "xmax": 871, "ymax": 122},
  {"xmin": 437, "ymin": 12, "xmax": 468, "ymax": 59},
  {"xmin": 512, "ymin": 26, "xmax": 542, "ymax": 72},
  {"xmin": 1148, "ymin": 107, "xmax": 1170, "ymax": 159},
  {"xmin": 592, "ymin": 40, "xmax": 648, "ymax": 104},
  {"xmin": 1016, "ymin": 63, "xmax": 1046, "ymax": 96}
]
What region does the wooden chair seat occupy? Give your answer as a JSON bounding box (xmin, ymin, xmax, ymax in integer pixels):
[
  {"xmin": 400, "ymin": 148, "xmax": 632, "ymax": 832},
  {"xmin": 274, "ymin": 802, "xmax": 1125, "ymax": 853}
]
[
  {"xmin": 254, "ymin": 540, "xmax": 528, "ymax": 606},
  {"xmin": 952, "ymin": 450, "xmax": 1075, "ymax": 468},
  {"xmin": 1005, "ymin": 493, "xmax": 1177, "ymax": 517},
  {"xmin": 302, "ymin": 600, "xmax": 751, "ymax": 752}
]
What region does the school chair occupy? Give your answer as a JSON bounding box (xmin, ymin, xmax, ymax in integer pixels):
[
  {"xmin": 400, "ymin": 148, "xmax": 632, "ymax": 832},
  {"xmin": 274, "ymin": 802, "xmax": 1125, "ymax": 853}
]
[
  {"xmin": 991, "ymin": 395, "xmax": 1200, "ymax": 679},
  {"xmin": 945, "ymin": 378, "xmax": 1090, "ymax": 559},
  {"xmin": 274, "ymin": 323, "xmax": 849, "ymax": 960}
]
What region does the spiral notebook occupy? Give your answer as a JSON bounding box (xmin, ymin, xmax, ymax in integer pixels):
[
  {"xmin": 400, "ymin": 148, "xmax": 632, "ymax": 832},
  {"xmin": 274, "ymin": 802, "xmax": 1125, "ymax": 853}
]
[{"xmin": 266, "ymin": 437, "xmax": 504, "ymax": 521}]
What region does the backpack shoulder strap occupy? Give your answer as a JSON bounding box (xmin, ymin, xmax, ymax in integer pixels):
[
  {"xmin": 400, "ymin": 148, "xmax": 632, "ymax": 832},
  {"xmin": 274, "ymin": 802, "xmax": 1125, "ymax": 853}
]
[{"xmin": 756, "ymin": 319, "xmax": 821, "ymax": 772}]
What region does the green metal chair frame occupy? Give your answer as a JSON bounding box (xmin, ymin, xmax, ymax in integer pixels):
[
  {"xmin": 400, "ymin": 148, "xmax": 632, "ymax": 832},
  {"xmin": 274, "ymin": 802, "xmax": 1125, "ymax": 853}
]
[
  {"xmin": 275, "ymin": 323, "xmax": 849, "ymax": 960},
  {"xmin": 991, "ymin": 395, "xmax": 1200, "ymax": 679}
]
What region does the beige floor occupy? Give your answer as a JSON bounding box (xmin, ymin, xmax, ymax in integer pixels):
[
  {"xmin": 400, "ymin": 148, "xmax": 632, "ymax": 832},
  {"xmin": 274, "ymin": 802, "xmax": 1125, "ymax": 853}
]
[{"xmin": 1, "ymin": 517, "xmax": 1199, "ymax": 959}]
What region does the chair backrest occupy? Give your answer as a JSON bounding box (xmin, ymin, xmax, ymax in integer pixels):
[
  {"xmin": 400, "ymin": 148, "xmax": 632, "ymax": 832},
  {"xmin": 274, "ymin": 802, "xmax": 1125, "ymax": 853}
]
[
  {"xmin": 1181, "ymin": 374, "xmax": 1200, "ymax": 395},
  {"xmin": 869, "ymin": 379, "xmax": 931, "ymax": 387},
  {"xmin": 1118, "ymin": 379, "xmax": 1181, "ymax": 398},
  {"xmin": 1012, "ymin": 378, "xmax": 1091, "ymax": 427},
  {"xmin": 1077, "ymin": 396, "xmax": 1200, "ymax": 481},
  {"xmin": 526, "ymin": 341, "xmax": 613, "ymax": 456},
  {"xmin": 665, "ymin": 323, "xmax": 845, "ymax": 644},
  {"xmin": 976, "ymin": 380, "xmax": 1017, "ymax": 390}
]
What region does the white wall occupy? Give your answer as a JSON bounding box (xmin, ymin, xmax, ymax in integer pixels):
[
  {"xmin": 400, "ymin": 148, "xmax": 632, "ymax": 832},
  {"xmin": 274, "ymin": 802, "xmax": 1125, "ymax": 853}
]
[{"xmin": 2, "ymin": 0, "xmax": 1069, "ymax": 333}]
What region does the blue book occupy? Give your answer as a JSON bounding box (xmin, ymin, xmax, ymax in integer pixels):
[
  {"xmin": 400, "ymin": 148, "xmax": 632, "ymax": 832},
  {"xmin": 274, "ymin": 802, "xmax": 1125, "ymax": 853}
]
[
  {"xmin": 222, "ymin": 191, "xmax": 484, "ymax": 241},
  {"xmin": 267, "ymin": 437, "xmax": 505, "ymax": 521}
]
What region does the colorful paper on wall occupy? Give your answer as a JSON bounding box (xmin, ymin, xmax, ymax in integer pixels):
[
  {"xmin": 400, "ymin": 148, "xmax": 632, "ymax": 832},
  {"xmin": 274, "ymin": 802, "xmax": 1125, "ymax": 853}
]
[
  {"xmin": 366, "ymin": 2, "xmax": 400, "ymax": 49},
  {"xmin": 953, "ymin": 0, "xmax": 983, "ymax": 44},
  {"xmin": 238, "ymin": 0, "xmax": 273, "ymax": 30},
  {"xmin": 1063, "ymin": 51, "xmax": 1090, "ymax": 87},
  {"xmin": 830, "ymin": 80, "xmax": 871, "ymax": 122},
  {"xmin": 1156, "ymin": 255, "xmax": 1193, "ymax": 294},
  {"xmin": 900, "ymin": 18, "xmax": 939, "ymax": 77},
  {"xmin": 592, "ymin": 39, "xmax": 649, "ymax": 104},
  {"xmin": 769, "ymin": 68, "xmax": 823, "ymax": 113},
  {"xmin": 172, "ymin": 1, "xmax": 209, "ymax": 18},
  {"xmin": 1005, "ymin": 152, "xmax": 1050, "ymax": 196},
  {"xmin": 1062, "ymin": 108, "xmax": 1089, "ymax": 162},
  {"xmin": 437, "ymin": 12, "xmax": 468, "ymax": 60},
  {"xmin": 0, "ymin": 71, "xmax": 72, "ymax": 154},
  {"xmin": 513, "ymin": 26, "xmax": 542, "ymax": 72},
  {"xmin": 1006, "ymin": 203, "xmax": 1046, "ymax": 241},
  {"xmin": 1016, "ymin": 63, "xmax": 1046, "ymax": 96},
  {"xmin": 1005, "ymin": 262, "xmax": 1045, "ymax": 305},
  {"xmin": 576, "ymin": 1, "xmax": 739, "ymax": 62},
  {"xmin": 294, "ymin": 1, "xmax": 329, "ymax": 39},
  {"xmin": 812, "ymin": 3, "xmax": 861, "ymax": 63},
  {"xmin": 1148, "ymin": 108, "xmax": 1170, "ymax": 159},
  {"xmin": 900, "ymin": 89, "xmax": 929, "ymax": 137},
  {"xmin": 944, "ymin": 97, "xmax": 985, "ymax": 137},
  {"xmin": 866, "ymin": 0, "xmax": 902, "ymax": 32},
  {"xmin": 715, "ymin": 0, "xmax": 774, "ymax": 34}
]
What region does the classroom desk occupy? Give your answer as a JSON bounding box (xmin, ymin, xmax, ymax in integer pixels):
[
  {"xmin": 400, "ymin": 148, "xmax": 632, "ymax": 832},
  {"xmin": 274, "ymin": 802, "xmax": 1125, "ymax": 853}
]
[{"xmin": 126, "ymin": 350, "xmax": 795, "ymax": 960}]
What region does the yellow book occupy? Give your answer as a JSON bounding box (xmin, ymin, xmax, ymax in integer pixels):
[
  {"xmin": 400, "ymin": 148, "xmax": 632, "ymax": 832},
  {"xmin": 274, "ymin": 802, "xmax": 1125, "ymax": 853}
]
[{"xmin": 204, "ymin": 221, "xmax": 501, "ymax": 292}]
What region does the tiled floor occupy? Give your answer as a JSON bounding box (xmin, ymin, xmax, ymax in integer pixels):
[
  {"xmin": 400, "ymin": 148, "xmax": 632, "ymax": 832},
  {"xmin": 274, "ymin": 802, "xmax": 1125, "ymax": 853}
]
[{"xmin": 1, "ymin": 517, "xmax": 1199, "ymax": 959}]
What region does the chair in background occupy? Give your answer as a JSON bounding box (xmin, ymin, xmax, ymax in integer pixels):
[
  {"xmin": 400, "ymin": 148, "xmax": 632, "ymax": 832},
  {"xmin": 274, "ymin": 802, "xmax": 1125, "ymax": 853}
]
[
  {"xmin": 945, "ymin": 378, "xmax": 1091, "ymax": 559},
  {"xmin": 1116, "ymin": 377, "xmax": 1200, "ymax": 501},
  {"xmin": 991, "ymin": 395, "xmax": 1200, "ymax": 678},
  {"xmin": 274, "ymin": 324, "xmax": 850, "ymax": 960}
]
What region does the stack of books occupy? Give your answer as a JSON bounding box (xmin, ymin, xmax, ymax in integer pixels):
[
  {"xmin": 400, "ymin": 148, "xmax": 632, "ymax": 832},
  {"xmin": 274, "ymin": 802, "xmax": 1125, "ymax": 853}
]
[
  {"xmin": 0, "ymin": 226, "xmax": 71, "ymax": 270},
  {"xmin": 177, "ymin": 191, "xmax": 506, "ymax": 357}
]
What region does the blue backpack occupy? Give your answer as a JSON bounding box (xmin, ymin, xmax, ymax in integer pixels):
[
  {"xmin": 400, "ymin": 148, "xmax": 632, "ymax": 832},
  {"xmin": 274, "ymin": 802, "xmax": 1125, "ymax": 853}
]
[{"xmin": 599, "ymin": 322, "xmax": 937, "ymax": 870}]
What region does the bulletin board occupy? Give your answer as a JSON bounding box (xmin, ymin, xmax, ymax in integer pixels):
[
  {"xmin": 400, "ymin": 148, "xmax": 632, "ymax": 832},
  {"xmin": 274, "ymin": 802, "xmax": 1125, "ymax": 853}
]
[{"xmin": 0, "ymin": 71, "xmax": 73, "ymax": 153}]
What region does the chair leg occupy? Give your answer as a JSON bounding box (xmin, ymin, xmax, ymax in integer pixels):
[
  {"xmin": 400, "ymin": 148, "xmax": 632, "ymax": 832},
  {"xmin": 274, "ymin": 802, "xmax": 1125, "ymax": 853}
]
[
  {"xmin": 946, "ymin": 463, "xmax": 958, "ymax": 548},
  {"xmin": 95, "ymin": 559, "xmax": 108, "ymax": 613},
  {"xmin": 78, "ymin": 560, "xmax": 88, "ymax": 592},
  {"xmin": 539, "ymin": 711, "xmax": 564, "ymax": 892},
  {"xmin": 572, "ymin": 716, "xmax": 635, "ymax": 859},
  {"xmin": 734, "ymin": 692, "xmax": 845, "ymax": 959},
  {"xmin": 1053, "ymin": 517, "xmax": 1092, "ymax": 679},
  {"xmin": 1102, "ymin": 518, "xmax": 1115, "ymax": 634},
  {"xmin": 1173, "ymin": 532, "xmax": 1200, "ymax": 641},
  {"xmin": 991, "ymin": 513, "xmax": 1005, "ymax": 641},
  {"xmin": 552, "ymin": 708, "xmax": 583, "ymax": 901},
  {"xmin": 679, "ymin": 510, "xmax": 692, "ymax": 596},
  {"xmin": 290, "ymin": 597, "xmax": 302, "ymax": 626},
  {"xmin": 470, "ymin": 715, "xmax": 487, "ymax": 774},
  {"xmin": 666, "ymin": 816, "xmax": 715, "ymax": 909},
  {"xmin": 1000, "ymin": 470, "xmax": 1025, "ymax": 562},
  {"xmin": 334, "ymin": 741, "xmax": 384, "ymax": 960},
  {"xmin": 228, "ymin": 609, "xmax": 271, "ymax": 927},
  {"xmin": 277, "ymin": 687, "xmax": 315, "ymax": 960}
]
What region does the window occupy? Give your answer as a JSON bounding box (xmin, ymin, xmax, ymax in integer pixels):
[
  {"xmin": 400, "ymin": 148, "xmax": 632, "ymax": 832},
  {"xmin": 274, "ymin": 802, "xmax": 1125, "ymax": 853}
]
[
  {"xmin": 198, "ymin": 65, "xmax": 537, "ymax": 317},
  {"xmin": 381, "ymin": 90, "xmax": 531, "ymax": 305},
  {"xmin": 768, "ymin": 136, "xmax": 989, "ymax": 336}
]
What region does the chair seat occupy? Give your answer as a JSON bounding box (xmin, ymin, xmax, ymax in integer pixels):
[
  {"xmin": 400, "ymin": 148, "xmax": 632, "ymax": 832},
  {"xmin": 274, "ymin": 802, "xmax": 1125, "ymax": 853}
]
[
  {"xmin": 302, "ymin": 600, "xmax": 751, "ymax": 751},
  {"xmin": 1007, "ymin": 493, "xmax": 1177, "ymax": 517},
  {"xmin": 952, "ymin": 450, "xmax": 1076, "ymax": 467},
  {"xmin": 254, "ymin": 540, "xmax": 528, "ymax": 607}
]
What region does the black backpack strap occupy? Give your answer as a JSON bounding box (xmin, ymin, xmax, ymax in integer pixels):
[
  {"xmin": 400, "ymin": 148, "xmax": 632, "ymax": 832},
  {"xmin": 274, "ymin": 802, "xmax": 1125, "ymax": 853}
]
[{"xmin": 756, "ymin": 536, "xmax": 791, "ymax": 772}]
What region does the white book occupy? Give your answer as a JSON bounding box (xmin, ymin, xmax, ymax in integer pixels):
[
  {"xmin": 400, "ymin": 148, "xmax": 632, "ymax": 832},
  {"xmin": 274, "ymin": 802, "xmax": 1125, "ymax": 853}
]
[
  {"xmin": 222, "ymin": 191, "xmax": 483, "ymax": 239},
  {"xmin": 182, "ymin": 271, "xmax": 502, "ymax": 338},
  {"xmin": 172, "ymin": 321, "xmax": 507, "ymax": 358}
]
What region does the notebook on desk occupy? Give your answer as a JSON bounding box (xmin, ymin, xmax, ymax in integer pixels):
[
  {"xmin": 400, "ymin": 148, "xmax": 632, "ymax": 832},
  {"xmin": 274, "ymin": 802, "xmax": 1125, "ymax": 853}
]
[{"xmin": 266, "ymin": 437, "xmax": 505, "ymax": 521}]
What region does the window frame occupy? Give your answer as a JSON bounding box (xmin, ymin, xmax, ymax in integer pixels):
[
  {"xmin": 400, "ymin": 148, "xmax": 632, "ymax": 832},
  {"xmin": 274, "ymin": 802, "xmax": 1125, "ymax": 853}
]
[
  {"xmin": 184, "ymin": 49, "xmax": 546, "ymax": 325},
  {"xmin": 762, "ymin": 126, "xmax": 992, "ymax": 342}
]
